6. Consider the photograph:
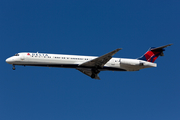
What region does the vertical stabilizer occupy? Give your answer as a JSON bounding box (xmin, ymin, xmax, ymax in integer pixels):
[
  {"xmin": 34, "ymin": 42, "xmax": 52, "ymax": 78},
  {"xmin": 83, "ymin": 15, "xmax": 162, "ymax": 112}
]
[{"xmin": 138, "ymin": 44, "xmax": 172, "ymax": 63}]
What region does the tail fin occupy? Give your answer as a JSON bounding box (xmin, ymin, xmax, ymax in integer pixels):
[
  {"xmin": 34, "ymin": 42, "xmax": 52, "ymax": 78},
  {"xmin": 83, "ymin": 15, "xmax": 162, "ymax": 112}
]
[{"xmin": 138, "ymin": 44, "xmax": 172, "ymax": 63}]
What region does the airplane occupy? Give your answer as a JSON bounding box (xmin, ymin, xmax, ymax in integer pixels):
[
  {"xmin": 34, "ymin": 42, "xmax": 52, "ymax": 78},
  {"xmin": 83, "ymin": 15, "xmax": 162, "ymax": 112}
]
[{"xmin": 6, "ymin": 44, "xmax": 172, "ymax": 80}]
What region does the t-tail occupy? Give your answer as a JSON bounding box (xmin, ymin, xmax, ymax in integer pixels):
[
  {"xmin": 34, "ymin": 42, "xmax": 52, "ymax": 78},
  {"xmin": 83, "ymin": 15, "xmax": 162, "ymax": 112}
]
[{"xmin": 138, "ymin": 44, "xmax": 172, "ymax": 63}]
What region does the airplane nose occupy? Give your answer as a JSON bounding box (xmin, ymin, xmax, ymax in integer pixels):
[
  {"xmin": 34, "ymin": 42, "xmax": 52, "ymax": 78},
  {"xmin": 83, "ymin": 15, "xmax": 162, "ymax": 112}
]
[
  {"xmin": 6, "ymin": 58, "xmax": 10, "ymax": 63},
  {"xmin": 6, "ymin": 58, "xmax": 13, "ymax": 64}
]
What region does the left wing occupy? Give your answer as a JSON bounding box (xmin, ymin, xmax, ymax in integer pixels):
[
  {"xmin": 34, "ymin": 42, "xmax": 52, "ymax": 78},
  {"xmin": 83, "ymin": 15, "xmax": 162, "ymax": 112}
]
[
  {"xmin": 77, "ymin": 68, "xmax": 100, "ymax": 80},
  {"xmin": 77, "ymin": 48, "xmax": 122, "ymax": 79}
]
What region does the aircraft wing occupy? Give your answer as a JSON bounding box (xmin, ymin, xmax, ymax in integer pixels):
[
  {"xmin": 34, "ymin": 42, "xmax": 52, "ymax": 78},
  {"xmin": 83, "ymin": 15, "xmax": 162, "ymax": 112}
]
[
  {"xmin": 77, "ymin": 68, "xmax": 100, "ymax": 80},
  {"xmin": 77, "ymin": 48, "xmax": 122, "ymax": 79},
  {"xmin": 78, "ymin": 48, "xmax": 122, "ymax": 68}
]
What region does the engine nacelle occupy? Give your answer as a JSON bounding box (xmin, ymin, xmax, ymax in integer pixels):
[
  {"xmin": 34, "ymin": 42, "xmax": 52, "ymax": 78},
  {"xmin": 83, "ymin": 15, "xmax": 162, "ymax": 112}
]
[
  {"xmin": 120, "ymin": 59, "xmax": 140, "ymax": 66},
  {"xmin": 120, "ymin": 59, "xmax": 157, "ymax": 71}
]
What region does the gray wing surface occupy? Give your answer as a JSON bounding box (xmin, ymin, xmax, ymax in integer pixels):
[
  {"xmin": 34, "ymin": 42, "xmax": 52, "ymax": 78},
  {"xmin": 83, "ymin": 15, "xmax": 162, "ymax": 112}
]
[
  {"xmin": 77, "ymin": 68, "xmax": 100, "ymax": 80},
  {"xmin": 78, "ymin": 48, "xmax": 122, "ymax": 68},
  {"xmin": 77, "ymin": 48, "xmax": 122, "ymax": 79}
]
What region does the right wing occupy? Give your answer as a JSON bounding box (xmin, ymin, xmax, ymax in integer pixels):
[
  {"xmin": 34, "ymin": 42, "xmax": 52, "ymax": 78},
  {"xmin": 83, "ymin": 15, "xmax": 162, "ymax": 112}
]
[
  {"xmin": 78, "ymin": 48, "xmax": 122, "ymax": 68},
  {"xmin": 77, "ymin": 48, "xmax": 122, "ymax": 79}
]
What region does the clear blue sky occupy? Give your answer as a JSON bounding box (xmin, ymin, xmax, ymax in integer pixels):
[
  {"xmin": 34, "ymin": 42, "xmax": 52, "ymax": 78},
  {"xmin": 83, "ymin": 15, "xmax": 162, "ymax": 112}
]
[{"xmin": 1, "ymin": 0, "xmax": 180, "ymax": 120}]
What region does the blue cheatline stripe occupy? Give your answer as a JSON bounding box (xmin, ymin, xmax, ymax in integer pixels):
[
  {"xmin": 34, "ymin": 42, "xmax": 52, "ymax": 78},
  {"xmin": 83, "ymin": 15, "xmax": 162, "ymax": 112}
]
[{"xmin": 138, "ymin": 55, "xmax": 147, "ymax": 61}]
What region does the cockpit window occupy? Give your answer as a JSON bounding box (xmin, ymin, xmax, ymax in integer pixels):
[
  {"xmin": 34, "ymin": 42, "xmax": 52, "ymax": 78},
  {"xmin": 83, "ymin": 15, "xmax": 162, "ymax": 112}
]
[{"xmin": 14, "ymin": 53, "xmax": 19, "ymax": 56}]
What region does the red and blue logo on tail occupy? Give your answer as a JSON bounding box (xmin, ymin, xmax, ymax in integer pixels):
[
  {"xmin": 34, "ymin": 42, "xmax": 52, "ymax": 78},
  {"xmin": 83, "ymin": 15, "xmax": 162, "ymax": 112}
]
[
  {"xmin": 138, "ymin": 47, "xmax": 164, "ymax": 63},
  {"xmin": 137, "ymin": 44, "xmax": 173, "ymax": 63}
]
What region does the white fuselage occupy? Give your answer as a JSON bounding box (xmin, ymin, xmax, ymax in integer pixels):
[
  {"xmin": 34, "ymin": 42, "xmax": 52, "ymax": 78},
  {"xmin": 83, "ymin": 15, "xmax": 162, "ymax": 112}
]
[{"xmin": 6, "ymin": 52, "xmax": 157, "ymax": 71}]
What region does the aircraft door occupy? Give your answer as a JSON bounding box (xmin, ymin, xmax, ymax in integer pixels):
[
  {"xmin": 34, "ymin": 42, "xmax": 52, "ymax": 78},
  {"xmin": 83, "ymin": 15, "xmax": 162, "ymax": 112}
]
[
  {"xmin": 111, "ymin": 59, "xmax": 120, "ymax": 66},
  {"xmin": 21, "ymin": 54, "xmax": 25, "ymax": 60},
  {"xmin": 111, "ymin": 59, "xmax": 115, "ymax": 65},
  {"xmin": 118, "ymin": 59, "xmax": 121, "ymax": 66}
]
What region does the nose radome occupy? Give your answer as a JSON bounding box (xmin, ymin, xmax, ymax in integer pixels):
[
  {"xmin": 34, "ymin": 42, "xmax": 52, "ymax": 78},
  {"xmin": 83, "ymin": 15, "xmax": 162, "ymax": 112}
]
[
  {"xmin": 6, "ymin": 58, "xmax": 10, "ymax": 63},
  {"xmin": 6, "ymin": 58, "xmax": 13, "ymax": 64}
]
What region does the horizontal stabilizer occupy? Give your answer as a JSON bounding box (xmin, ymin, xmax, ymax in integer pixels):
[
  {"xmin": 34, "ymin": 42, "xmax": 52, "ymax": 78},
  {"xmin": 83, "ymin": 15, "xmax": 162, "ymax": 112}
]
[{"xmin": 151, "ymin": 44, "xmax": 173, "ymax": 51}]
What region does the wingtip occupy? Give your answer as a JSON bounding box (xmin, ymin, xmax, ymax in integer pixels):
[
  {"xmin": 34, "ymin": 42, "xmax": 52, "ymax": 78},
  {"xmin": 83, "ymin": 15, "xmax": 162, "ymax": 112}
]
[
  {"xmin": 117, "ymin": 48, "xmax": 123, "ymax": 51},
  {"xmin": 95, "ymin": 76, "xmax": 101, "ymax": 80},
  {"xmin": 168, "ymin": 43, "xmax": 173, "ymax": 46}
]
